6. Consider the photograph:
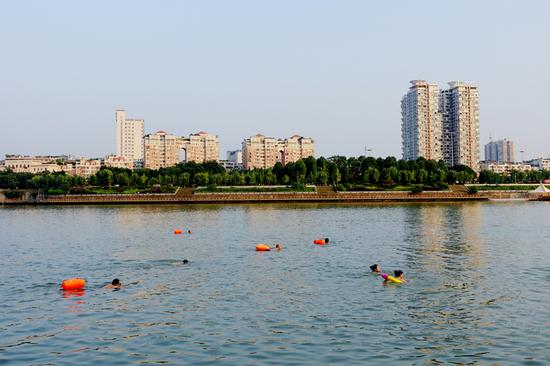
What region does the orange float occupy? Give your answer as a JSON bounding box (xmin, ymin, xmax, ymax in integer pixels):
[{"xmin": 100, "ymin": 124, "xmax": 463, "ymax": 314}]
[
  {"xmin": 255, "ymin": 244, "xmax": 271, "ymax": 251},
  {"xmin": 313, "ymin": 239, "xmax": 327, "ymax": 245},
  {"xmin": 174, "ymin": 229, "xmax": 183, "ymax": 234},
  {"xmin": 61, "ymin": 278, "xmax": 86, "ymax": 291}
]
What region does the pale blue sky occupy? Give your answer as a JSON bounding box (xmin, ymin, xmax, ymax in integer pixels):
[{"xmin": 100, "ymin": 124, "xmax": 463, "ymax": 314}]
[{"xmin": 1, "ymin": 0, "xmax": 549, "ymax": 160}]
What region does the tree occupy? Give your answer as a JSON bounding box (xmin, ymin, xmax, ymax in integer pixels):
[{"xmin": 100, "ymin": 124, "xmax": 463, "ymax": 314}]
[{"xmin": 194, "ymin": 172, "xmax": 209, "ymax": 186}]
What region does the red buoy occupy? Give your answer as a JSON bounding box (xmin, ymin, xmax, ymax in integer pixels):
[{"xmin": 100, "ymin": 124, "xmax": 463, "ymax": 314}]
[{"xmin": 61, "ymin": 278, "xmax": 86, "ymax": 291}]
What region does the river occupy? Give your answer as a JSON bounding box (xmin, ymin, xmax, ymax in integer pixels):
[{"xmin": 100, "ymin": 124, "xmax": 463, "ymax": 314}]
[{"xmin": 1, "ymin": 202, "xmax": 549, "ymax": 365}]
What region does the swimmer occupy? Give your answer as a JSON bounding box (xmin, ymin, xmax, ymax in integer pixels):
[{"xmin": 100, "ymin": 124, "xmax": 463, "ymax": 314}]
[
  {"xmin": 370, "ymin": 264, "xmax": 381, "ymax": 273},
  {"xmin": 324, "ymin": 238, "xmax": 330, "ymax": 244},
  {"xmin": 188, "ymin": 230, "xmax": 192, "ymax": 234},
  {"xmin": 275, "ymin": 244, "xmax": 282, "ymax": 251},
  {"xmin": 103, "ymin": 278, "xmax": 122, "ymax": 289},
  {"xmin": 383, "ymin": 270, "xmax": 405, "ymax": 284},
  {"xmin": 182, "ymin": 259, "xmax": 189, "ymax": 264}
]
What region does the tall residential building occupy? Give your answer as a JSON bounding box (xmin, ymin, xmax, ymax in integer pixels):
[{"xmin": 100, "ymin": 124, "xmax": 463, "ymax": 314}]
[
  {"xmin": 116, "ymin": 109, "xmax": 144, "ymax": 163},
  {"xmin": 401, "ymin": 80, "xmax": 480, "ymax": 170},
  {"xmin": 445, "ymin": 81, "xmax": 480, "ymax": 168},
  {"xmin": 484, "ymin": 139, "xmax": 514, "ymax": 163},
  {"xmin": 143, "ymin": 131, "xmax": 181, "ymax": 170},
  {"xmin": 401, "ymin": 80, "xmax": 443, "ymax": 162},
  {"xmin": 242, "ymin": 134, "xmax": 315, "ymax": 170},
  {"xmin": 180, "ymin": 132, "xmax": 219, "ymax": 163}
]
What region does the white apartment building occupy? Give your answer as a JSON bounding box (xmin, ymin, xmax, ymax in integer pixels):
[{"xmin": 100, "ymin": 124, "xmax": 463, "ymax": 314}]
[
  {"xmin": 401, "ymin": 80, "xmax": 443, "ymax": 162},
  {"xmin": 116, "ymin": 110, "xmax": 144, "ymax": 163},
  {"xmin": 402, "ymin": 80, "xmax": 480, "ymax": 170},
  {"xmin": 180, "ymin": 132, "xmax": 219, "ymax": 163}
]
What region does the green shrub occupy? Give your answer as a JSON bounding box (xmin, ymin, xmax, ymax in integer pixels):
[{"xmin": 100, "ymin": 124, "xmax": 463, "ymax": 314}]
[
  {"xmin": 47, "ymin": 188, "xmax": 66, "ymax": 195},
  {"xmin": 467, "ymin": 186, "xmax": 478, "ymax": 194},
  {"xmin": 410, "ymin": 185, "xmax": 423, "ymax": 194},
  {"xmin": 4, "ymin": 190, "xmax": 20, "ymax": 199}
]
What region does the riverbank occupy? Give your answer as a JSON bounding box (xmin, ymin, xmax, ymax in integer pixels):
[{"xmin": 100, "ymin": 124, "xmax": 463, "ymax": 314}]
[{"xmin": 1, "ymin": 188, "xmax": 492, "ymax": 205}]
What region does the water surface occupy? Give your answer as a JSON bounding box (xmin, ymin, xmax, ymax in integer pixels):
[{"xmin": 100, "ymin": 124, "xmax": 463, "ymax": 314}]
[{"xmin": 1, "ymin": 202, "xmax": 550, "ymax": 365}]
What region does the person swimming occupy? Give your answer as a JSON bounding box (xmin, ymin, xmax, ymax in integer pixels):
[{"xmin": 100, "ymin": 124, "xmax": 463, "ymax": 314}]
[
  {"xmin": 275, "ymin": 244, "xmax": 282, "ymax": 251},
  {"xmin": 394, "ymin": 270, "xmax": 405, "ymax": 281},
  {"xmin": 103, "ymin": 278, "xmax": 122, "ymax": 289},
  {"xmin": 370, "ymin": 264, "xmax": 381, "ymax": 273},
  {"xmin": 182, "ymin": 259, "xmax": 189, "ymax": 264},
  {"xmin": 383, "ymin": 270, "xmax": 405, "ymax": 284}
]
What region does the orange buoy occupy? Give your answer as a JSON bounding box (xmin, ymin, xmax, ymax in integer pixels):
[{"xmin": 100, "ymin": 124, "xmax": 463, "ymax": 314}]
[
  {"xmin": 61, "ymin": 277, "xmax": 86, "ymax": 291},
  {"xmin": 256, "ymin": 244, "xmax": 271, "ymax": 251},
  {"xmin": 313, "ymin": 238, "xmax": 329, "ymax": 245},
  {"xmin": 174, "ymin": 229, "xmax": 183, "ymax": 234}
]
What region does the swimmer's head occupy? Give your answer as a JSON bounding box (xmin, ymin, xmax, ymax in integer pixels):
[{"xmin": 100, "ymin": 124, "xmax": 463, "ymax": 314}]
[
  {"xmin": 324, "ymin": 238, "xmax": 330, "ymax": 243},
  {"xmin": 182, "ymin": 259, "xmax": 189, "ymax": 264},
  {"xmin": 394, "ymin": 270, "xmax": 404, "ymax": 278},
  {"xmin": 112, "ymin": 278, "xmax": 120, "ymax": 286},
  {"xmin": 275, "ymin": 244, "xmax": 281, "ymax": 250},
  {"xmin": 370, "ymin": 264, "xmax": 380, "ymax": 272}
]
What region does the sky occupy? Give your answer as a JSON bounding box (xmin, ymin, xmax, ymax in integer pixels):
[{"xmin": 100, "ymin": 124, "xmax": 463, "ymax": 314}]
[{"xmin": 1, "ymin": 0, "xmax": 549, "ymax": 161}]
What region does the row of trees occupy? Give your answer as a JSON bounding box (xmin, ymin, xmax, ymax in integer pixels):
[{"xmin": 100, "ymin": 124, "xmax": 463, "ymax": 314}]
[
  {"xmin": 2, "ymin": 156, "xmax": 547, "ymax": 192},
  {"xmin": 478, "ymin": 169, "xmax": 550, "ymax": 184}
]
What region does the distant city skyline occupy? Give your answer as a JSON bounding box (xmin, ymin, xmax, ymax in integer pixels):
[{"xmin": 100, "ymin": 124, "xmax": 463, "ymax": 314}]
[{"xmin": 1, "ymin": 1, "xmax": 549, "ymax": 160}]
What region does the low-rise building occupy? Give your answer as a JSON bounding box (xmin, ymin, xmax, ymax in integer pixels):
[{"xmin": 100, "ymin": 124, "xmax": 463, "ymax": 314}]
[
  {"xmin": 227, "ymin": 150, "xmax": 243, "ymax": 164},
  {"xmin": 4, "ymin": 155, "xmax": 64, "ymax": 174},
  {"xmin": 75, "ymin": 159, "xmax": 101, "ymax": 178},
  {"xmin": 480, "ymin": 161, "xmax": 533, "ymax": 174},
  {"xmin": 219, "ymin": 160, "xmax": 242, "ymax": 171},
  {"xmin": 104, "ymin": 155, "xmax": 134, "ymax": 170},
  {"xmin": 527, "ymin": 158, "xmax": 550, "ymax": 170}
]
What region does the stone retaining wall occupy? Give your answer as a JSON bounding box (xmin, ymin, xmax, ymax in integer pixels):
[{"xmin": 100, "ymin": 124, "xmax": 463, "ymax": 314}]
[{"xmin": 33, "ymin": 191, "xmax": 487, "ymax": 205}]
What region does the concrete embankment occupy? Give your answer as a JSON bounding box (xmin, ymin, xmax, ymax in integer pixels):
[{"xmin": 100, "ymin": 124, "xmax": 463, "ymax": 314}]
[{"xmin": 1, "ymin": 189, "xmax": 489, "ymax": 205}]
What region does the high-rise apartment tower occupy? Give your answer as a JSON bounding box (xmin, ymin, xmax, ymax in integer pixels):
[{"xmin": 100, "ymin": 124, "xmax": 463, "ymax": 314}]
[
  {"xmin": 485, "ymin": 139, "xmax": 514, "ymax": 163},
  {"xmin": 401, "ymin": 80, "xmax": 480, "ymax": 170}
]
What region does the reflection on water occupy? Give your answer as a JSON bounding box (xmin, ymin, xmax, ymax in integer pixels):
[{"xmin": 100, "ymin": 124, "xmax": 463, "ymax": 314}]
[{"xmin": 1, "ymin": 202, "xmax": 550, "ymax": 365}]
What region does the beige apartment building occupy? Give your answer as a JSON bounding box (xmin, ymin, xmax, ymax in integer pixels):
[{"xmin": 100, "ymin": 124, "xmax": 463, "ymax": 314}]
[
  {"xmin": 242, "ymin": 134, "xmax": 315, "ymax": 170},
  {"xmin": 401, "ymin": 80, "xmax": 443, "ymax": 162},
  {"xmin": 446, "ymin": 81, "xmax": 480, "ymax": 168},
  {"xmin": 143, "ymin": 131, "xmax": 181, "ymax": 170},
  {"xmin": 116, "ymin": 110, "xmax": 144, "ymax": 163},
  {"xmin": 180, "ymin": 132, "xmax": 219, "ymax": 163}
]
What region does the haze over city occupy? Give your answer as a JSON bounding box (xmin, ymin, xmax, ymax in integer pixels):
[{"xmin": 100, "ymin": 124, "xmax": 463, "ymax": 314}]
[{"xmin": 1, "ymin": 0, "xmax": 549, "ymax": 160}]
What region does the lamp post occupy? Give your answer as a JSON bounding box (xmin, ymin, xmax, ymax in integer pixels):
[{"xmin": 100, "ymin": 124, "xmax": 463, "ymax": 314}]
[{"xmin": 364, "ymin": 146, "xmax": 372, "ymax": 156}]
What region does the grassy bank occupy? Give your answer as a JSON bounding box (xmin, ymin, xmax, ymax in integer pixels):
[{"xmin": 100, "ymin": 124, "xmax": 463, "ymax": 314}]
[{"xmin": 472, "ymin": 185, "xmax": 546, "ymax": 191}]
